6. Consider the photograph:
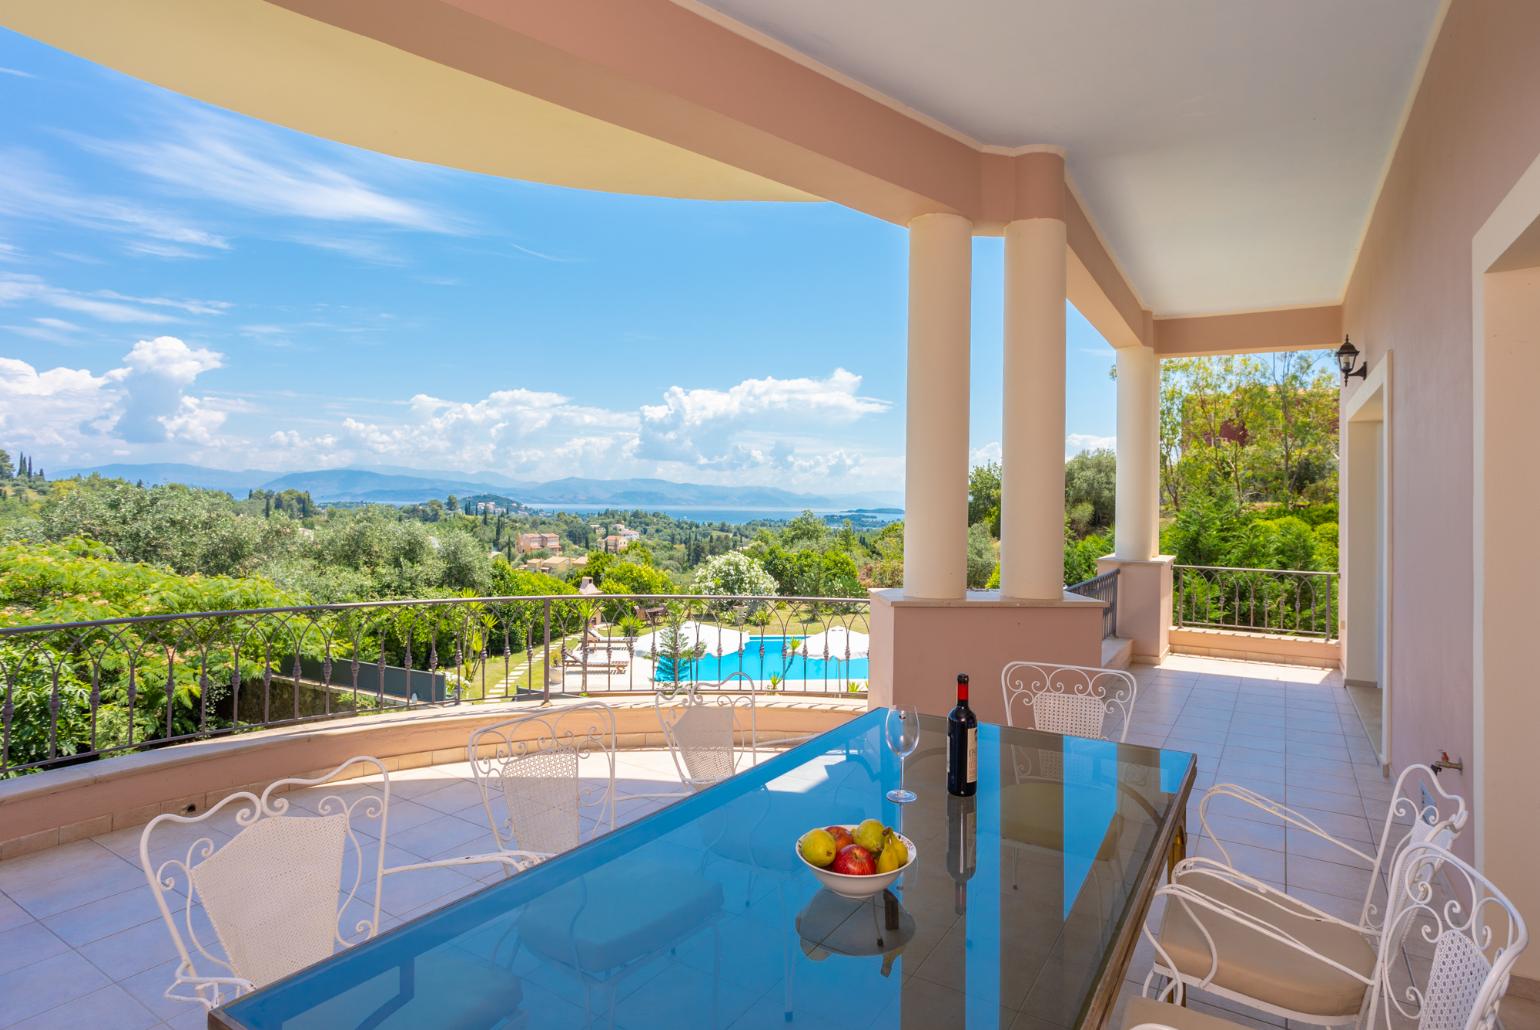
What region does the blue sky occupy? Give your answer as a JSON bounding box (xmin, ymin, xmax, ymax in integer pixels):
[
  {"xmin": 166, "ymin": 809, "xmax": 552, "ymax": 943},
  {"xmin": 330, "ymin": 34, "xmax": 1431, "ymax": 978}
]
[{"xmin": 0, "ymin": 29, "xmax": 1116, "ymax": 494}]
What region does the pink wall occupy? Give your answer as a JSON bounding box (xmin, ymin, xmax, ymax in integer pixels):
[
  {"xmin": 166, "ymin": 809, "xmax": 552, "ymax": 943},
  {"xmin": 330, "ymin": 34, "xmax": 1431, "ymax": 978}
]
[
  {"xmin": 1341, "ymin": 0, "xmax": 1540, "ymax": 857},
  {"xmin": 868, "ymin": 591, "xmax": 1104, "ymax": 724}
]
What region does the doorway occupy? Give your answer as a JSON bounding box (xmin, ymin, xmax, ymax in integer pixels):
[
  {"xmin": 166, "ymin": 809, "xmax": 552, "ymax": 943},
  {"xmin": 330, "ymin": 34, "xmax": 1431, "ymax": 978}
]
[
  {"xmin": 1473, "ymin": 148, "xmax": 1540, "ymax": 984},
  {"xmin": 1343, "ymin": 358, "xmax": 1390, "ymax": 767}
]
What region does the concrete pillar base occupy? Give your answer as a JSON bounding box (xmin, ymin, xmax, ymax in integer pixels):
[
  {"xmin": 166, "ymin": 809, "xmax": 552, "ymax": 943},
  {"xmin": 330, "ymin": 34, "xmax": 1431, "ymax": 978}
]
[
  {"xmin": 867, "ymin": 589, "xmax": 1106, "ymax": 724},
  {"xmin": 1095, "ymin": 555, "xmax": 1175, "ymax": 663}
]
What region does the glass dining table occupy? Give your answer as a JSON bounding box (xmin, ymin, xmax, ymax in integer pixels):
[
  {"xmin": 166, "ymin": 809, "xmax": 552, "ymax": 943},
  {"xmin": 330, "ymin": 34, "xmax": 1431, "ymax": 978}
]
[{"xmin": 214, "ymin": 708, "xmax": 1195, "ymax": 1030}]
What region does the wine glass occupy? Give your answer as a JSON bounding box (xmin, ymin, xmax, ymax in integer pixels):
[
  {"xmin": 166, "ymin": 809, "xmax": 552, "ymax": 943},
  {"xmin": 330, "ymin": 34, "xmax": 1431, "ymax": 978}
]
[{"xmin": 885, "ymin": 706, "xmax": 921, "ymax": 803}]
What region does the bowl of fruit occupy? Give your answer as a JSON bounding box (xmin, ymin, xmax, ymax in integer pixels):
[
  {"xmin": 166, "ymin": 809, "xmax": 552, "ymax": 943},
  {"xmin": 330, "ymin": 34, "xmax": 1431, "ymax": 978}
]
[{"xmin": 796, "ymin": 818, "xmax": 916, "ymax": 899}]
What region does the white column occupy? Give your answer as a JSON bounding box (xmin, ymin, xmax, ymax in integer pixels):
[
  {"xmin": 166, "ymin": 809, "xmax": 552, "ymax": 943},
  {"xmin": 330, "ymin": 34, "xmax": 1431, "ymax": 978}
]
[
  {"xmin": 903, "ymin": 212, "xmax": 972, "ymax": 599},
  {"xmin": 1114, "ymin": 344, "xmax": 1160, "ymax": 560},
  {"xmin": 998, "ymin": 217, "xmax": 1067, "ymax": 598}
]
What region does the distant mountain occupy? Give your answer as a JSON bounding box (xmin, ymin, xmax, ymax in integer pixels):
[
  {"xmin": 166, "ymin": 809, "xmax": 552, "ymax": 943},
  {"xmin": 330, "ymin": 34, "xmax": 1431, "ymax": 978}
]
[
  {"xmin": 510, "ymin": 477, "xmax": 843, "ymax": 509},
  {"xmin": 57, "ymin": 464, "xmax": 904, "ymax": 509},
  {"xmin": 256, "ymin": 469, "xmax": 507, "ymax": 503},
  {"xmin": 57, "ymin": 463, "xmax": 278, "ymax": 494}
]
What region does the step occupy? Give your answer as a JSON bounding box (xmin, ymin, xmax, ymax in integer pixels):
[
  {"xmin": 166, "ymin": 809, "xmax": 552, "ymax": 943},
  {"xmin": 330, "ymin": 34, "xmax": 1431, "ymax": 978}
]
[{"xmin": 1100, "ymin": 636, "xmax": 1133, "ymax": 670}]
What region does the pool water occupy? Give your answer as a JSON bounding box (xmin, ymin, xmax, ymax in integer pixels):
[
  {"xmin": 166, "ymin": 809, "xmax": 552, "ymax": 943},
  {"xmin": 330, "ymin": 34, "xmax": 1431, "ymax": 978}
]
[{"xmin": 657, "ymin": 634, "xmax": 869, "ymax": 686}]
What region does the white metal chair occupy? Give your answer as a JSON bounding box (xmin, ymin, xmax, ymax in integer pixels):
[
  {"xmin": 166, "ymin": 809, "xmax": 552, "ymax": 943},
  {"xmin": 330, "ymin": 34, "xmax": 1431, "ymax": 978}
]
[
  {"xmin": 466, "ymin": 702, "xmax": 725, "ymax": 1027},
  {"xmin": 1000, "ymin": 660, "xmax": 1139, "ymax": 741},
  {"xmin": 139, "ymin": 756, "xmax": 536, "ymax": 1012},
  {"xmin": 1370, "ymin": 840, "xmax": 1528, "ymax": 1030},
  {"xmin": 1135, "ymin": 840, "xmax": 1528, "ymax": 1030},
  {"xmin": 654, "ymin": 672, "xmax": 759, "ymax": 792},
  {"xmin": 467, "ymin": 700, "xmax": 618, "ymax": 862},
  {"xmin": 1192, "ymin": 763, "xmax": 1467, "ymax": 935},
  {"xmin": 1138, "ymin": 765, "xmax": 1467, "ymax": 1025}
]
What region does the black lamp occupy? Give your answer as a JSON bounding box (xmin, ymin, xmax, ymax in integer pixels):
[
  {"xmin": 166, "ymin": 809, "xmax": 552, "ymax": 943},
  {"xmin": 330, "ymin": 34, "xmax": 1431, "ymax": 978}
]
[{"xmin": 1335, "ymin": 336, "xmax": 1366, "ymax": 383}]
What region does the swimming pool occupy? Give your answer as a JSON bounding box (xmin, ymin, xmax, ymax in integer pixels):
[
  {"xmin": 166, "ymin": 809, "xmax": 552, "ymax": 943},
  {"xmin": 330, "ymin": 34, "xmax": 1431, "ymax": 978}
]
[{"xmin": 657, "ymin": 634, "xmax": 869, "ymax": 686}]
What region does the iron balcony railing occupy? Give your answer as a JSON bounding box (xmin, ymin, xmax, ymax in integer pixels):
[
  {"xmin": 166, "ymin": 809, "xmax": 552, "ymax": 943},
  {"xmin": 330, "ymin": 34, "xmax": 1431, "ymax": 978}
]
[
  {"xmin": 1067, "ymin": 569, "xmax": 1119, "ymax": 640},
  {"xmin": 0, "ymin": 592, "xmax": 869, "ymax": 777},
  {"xmin": 1172, "ymin": 565, "xmax": 1338, "ymax": 640}
]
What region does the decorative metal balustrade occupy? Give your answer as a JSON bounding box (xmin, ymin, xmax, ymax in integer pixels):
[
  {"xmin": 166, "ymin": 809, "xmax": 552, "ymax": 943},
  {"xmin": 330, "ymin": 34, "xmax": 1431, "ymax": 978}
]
[
  {"xmin": 1172, "ymin": 565, "xmax": 1338, "ymax": 640},
  {"xmin": 1067, "ymin": 569, "xmax": 1119, "ymax": 640},
  {"xmin": 0, "ymin": 593, "xmax": 869, "ymax": 777}
]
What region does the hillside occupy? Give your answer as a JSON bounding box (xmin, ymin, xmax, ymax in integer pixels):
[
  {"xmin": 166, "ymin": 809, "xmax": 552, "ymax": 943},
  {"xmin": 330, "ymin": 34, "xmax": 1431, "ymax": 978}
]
[{"xmin": 58, "ymin": 464, "xmax": 903, "ymax": 509}]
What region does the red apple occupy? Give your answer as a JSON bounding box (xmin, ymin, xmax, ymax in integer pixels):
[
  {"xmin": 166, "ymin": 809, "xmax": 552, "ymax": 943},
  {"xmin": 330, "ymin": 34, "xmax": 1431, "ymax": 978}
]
[
  {"xmin": 832, "ymin": 844, "xmax": 876, "ymax": 876},
  {"xmin": 825, "ymin": 826, "xmax": 856, "ymax": 851}
]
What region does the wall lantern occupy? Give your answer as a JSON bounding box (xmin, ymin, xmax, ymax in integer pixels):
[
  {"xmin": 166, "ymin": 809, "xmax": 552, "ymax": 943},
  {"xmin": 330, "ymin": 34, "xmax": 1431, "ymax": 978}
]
[{"xmin": 1335, "ymin": 336, "xmax": 1367, "ymax": 383}]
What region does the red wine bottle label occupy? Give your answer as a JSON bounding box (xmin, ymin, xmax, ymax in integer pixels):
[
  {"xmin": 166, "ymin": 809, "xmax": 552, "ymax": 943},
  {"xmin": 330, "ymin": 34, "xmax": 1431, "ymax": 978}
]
[{"xmin": 966, "ymin": 726, "xmax": 977, "ymax": 784}]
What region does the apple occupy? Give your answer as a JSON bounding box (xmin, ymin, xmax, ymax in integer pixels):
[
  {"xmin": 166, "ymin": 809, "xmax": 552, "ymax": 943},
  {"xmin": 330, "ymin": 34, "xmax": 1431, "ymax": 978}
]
[
  {"xmin": 799, "ymin": 828, "xmax": 838, "ymax": 868},
  {"xmin": 832, "ymin": 844, "xmax": 876, "ymax": 876},
  {"xmin": 825, "ymin": 825, "xmax": 856, "ymax": 851}
]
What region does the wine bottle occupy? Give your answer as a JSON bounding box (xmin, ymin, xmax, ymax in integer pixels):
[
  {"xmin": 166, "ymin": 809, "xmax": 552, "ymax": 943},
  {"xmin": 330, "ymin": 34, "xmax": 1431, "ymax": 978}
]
[
  {"xmin": 946, "ymin": 673, "xmax": 977, "ymax": 797},
  {"xmin": 945, "ymin": 792, "xmax": 977, "ymax": 915}
]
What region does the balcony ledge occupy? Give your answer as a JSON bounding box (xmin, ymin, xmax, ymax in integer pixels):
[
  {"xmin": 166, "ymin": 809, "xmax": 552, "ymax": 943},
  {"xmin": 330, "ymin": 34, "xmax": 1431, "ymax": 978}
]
[
  {"xmin": 1168, "ymin": 626, "xmax": 1342, "ymax": 669},
  {"xmin": 870, "ymin": 587, "xmax": 1104, "ymax": 608},
  {"xmin": 0, "ymin": 694, "xmax": 864, "ymax": 861}
]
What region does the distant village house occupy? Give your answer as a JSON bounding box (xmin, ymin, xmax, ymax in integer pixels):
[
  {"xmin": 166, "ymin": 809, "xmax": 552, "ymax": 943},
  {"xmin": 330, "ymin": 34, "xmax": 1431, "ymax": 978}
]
[
  {"xmin": 515, "ymin": 532, "xmax": 563, "ymax": 554},
  {"xmin": 600, "ymin": 524, "xmax": 642, "ymax": 552}
]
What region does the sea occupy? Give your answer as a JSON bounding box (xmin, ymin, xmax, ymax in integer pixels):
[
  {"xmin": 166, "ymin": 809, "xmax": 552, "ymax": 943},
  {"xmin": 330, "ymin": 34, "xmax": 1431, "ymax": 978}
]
[{"xmin": 518, "ymin": 504, "xmax": 901, "ymax": 527}]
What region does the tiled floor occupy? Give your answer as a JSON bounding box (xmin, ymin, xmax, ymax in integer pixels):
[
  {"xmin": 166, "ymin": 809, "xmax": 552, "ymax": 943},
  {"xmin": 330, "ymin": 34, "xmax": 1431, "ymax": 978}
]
[
  {"xmin": 0, "ymin": 748, "xmax": 691, "ymax": 1030},
  {"xmin": 1109, "ymin": 656, "xmax": 1390, "ymax": 1030},
  {"xmin": 0, "ymin": 655, "xmax": 1520, "ymax": 1029}
]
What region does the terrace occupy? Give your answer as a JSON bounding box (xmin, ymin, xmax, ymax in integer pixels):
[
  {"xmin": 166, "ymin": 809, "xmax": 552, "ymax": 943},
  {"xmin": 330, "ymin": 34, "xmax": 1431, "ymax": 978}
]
[
  {"xmin": 1, "ymin": 655, "xmax": 1433, "ymax": 1030},
  {"xmin": 1, "ymin": 0, "xmax": 1538, "ymax": 1026}
]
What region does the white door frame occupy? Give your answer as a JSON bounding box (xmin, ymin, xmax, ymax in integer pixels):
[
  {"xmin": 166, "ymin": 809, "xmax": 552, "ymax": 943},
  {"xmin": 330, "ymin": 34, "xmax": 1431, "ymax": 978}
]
[
  {"xmin": 1471, "ymin": 149, "xmax": 1540, "ymax": 890},
  {"xmin": 1343, "ymin": 354, "xmax": 1392, "ymax": 766}
]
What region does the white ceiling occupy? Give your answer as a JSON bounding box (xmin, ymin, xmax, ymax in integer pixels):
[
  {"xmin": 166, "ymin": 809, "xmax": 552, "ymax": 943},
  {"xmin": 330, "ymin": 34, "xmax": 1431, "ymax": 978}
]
[{"xmin": 693, "ymin": 0, "xmax": 1444, "ymax": 316}]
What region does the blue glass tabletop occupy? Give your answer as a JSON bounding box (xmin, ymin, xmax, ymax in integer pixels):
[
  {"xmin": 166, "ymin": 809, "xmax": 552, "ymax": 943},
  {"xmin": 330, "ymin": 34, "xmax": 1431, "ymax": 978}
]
[{"xmin": 215, "ymin": 709, "xmax": 1194, "ymax": 1030}]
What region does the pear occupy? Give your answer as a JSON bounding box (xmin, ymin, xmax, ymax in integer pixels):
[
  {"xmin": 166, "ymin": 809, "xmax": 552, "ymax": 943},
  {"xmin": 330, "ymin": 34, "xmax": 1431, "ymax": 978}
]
[
  {"xmin": 854, "ymin": 818, "xmax": 886, "ymax": 854},
  {"xmin": 799, "ymin": 827, "xmax": 838, "ymax": 868},
  {"xmin": 876, "ymin": 829, "xmax": 909, "ymax": 873}
]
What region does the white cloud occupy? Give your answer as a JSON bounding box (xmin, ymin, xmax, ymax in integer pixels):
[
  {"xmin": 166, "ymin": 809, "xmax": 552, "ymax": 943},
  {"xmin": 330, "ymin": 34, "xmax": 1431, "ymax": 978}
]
[
  {"xmin": 0, "ymin": 149, "xmax": 228, "ymax": 255},
  {"xmin": 104, "ymin": 337, "xmax": 224, "ymax": 444},
  {"xmin": 290, "ymin": 236, "xmax": 403, "ymax": 265},
  {"xmin": 81, "ymin": 107, "xmax": 460, "ymax": 234},
  {"xmin": 157, "ymin": 396, "xmax": 225, "ymax": 445},
  {"xmin": 265, "ymin": 370, "xmax": 892, "ymax": 487},
  {"xmin": 0, "ymin": 67, "xmax": 35, "ymax": 79},
  {"xmin": 0, "ymin": 272, "xmax": 229, "ymax": 326},
  {"xmin": 0, "ymin": 337, "xmax": 226, "ymax": 449},
  {"xmin": 1066, "ymin": 433, "xmax": 1116, "ymax": 457},
  {"xmin": 973, "ymin": 436, "xmax": 1115, "ymax": 464},
  {"xmin": 94, "ymin": 290, "xmax": 231, "ymax": 317},
  {"xmin": 509, "ymin": 241, "xmax": 578, "ymax": 263},
  {"xmin": 1, "ymin": 315, "xmax": 85, "ymax": 343},
  {"xmin": 970, "ymin": 441, "xmax": 1002, "ymax": 466},
  {"xmin": 45, "ymin": 292, "xmax": 179, "ymax": 325},
  {"xmin": 117, "ymin": 336, "xmax": 223, "ymax": 384},
  {"xmin": 265, "ymin": 429, "xmax": 348, "ymax": 468},
  {"xmin": 3, "ymin": 349, "xmax": 900, "ymax": 488},
  {"xmin": 340, "ymin": 388, "xmax": 633, "ymax": 471},
  {"xmin": 123, "ymin": 241, "xmax": 212, "ymax": 260},
  {"xmin": 637, "ymin": 368, "xmax": 888, "ymax": 466},
  {"xmin": 0, "ymin": 356, "xmax": 110, "ymax": 448}
]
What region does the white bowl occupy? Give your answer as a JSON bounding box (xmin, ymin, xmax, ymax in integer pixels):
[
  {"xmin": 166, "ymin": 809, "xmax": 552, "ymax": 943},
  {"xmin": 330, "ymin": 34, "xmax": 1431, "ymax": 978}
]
[{"xmin": 795, "ymin": 825, "xmax": 917, "ymax": 899}]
